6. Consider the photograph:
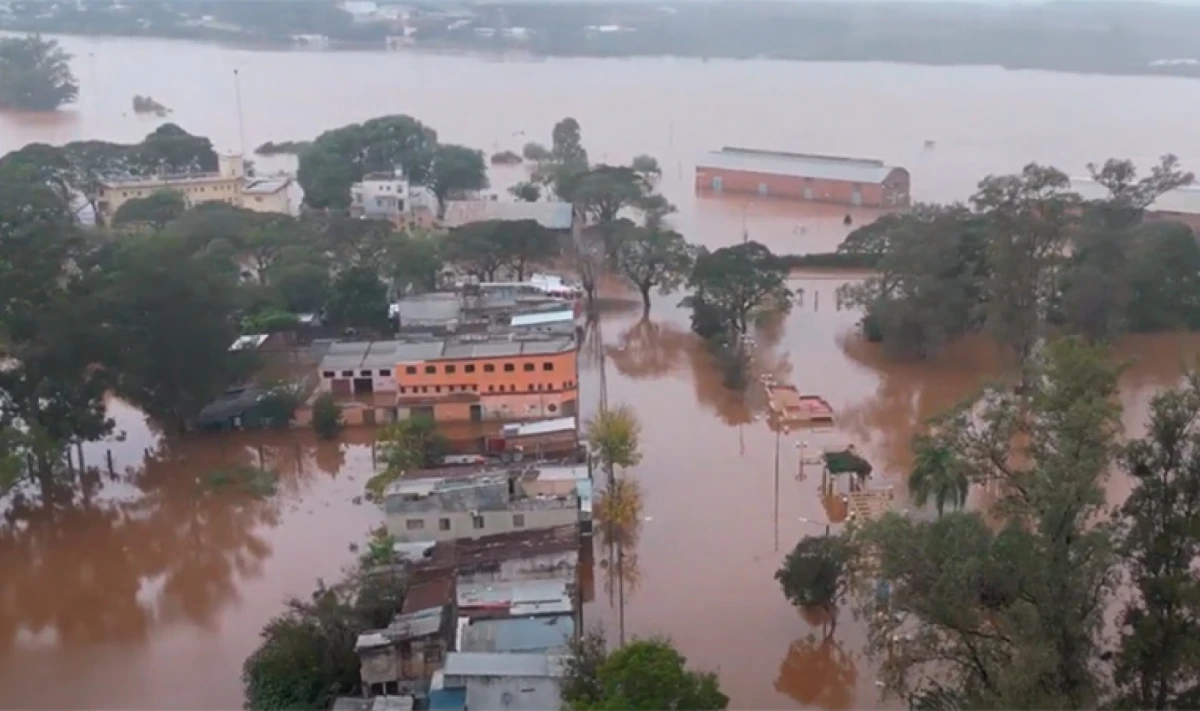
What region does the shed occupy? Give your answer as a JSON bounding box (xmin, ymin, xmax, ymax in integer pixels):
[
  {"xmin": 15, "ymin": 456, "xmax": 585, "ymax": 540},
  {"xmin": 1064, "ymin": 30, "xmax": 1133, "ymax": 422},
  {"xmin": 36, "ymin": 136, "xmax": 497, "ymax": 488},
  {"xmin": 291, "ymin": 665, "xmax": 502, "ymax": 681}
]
[{"xmin": 196, "ymin": 386, "xmax": 272, "ymax": 431}]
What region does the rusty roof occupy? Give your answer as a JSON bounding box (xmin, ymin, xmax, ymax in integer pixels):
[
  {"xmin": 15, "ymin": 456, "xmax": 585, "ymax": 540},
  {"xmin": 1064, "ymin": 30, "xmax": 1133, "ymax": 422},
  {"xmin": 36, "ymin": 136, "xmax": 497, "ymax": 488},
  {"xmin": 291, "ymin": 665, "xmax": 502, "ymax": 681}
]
[
  {"xmin": 402, "ymin": 574, "xmax": 456, "ymax": 614},
  {"xmin": 426, "ymin": 525, "xmax": 580, "ymax": 571}
]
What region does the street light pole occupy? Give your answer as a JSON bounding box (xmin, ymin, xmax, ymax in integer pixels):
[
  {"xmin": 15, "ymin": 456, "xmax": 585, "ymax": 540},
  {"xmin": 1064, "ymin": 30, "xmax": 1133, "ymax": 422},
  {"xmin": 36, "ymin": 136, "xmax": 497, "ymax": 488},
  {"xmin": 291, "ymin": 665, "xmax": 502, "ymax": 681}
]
[{"xmin": 773, "ymin": 427, "xmax": 781, "ymax": 551}]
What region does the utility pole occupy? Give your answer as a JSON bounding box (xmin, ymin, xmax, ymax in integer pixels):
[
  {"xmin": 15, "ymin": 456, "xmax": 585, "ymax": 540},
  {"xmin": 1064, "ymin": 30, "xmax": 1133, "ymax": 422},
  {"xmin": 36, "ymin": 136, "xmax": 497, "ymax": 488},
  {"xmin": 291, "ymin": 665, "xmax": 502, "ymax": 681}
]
[
  {"xmin": 773, "ymin": 426, "xmax": 780, "ymax": 552},
  {"xmin": 233, "ymin": 68, "xmax": 247, "ymax": 157}
]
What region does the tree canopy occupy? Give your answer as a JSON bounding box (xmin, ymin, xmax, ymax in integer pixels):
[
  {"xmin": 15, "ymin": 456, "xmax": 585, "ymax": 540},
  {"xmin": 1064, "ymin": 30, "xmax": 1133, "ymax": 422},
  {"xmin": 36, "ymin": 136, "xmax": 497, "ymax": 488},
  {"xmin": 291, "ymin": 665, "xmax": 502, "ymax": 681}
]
[
  {"xmin": 298, "ymin": 115, "xmax": 438, "ymax": 209},
  {"xmin": 0, "ymin": 34, "xmax": 78, "ymax": 111},
  {"xmin": 686, "ymin": 240, "xmax": 793, "ymax": 342},
  {"xmin": 614, "ymin": 223, "xmax": 695, "ymax": 315},
  {"xmin": 562, "ymin": 637, "xmax": 729, "ymax": 710}
]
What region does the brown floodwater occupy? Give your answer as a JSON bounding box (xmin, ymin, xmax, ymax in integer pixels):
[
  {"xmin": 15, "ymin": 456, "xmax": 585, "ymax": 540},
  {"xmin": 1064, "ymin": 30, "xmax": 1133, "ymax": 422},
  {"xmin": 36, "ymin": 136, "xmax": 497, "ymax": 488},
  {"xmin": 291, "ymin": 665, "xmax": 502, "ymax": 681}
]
[{"xmin": 5, "ymin": 35, "xmax": 1200, "ymax": 709}]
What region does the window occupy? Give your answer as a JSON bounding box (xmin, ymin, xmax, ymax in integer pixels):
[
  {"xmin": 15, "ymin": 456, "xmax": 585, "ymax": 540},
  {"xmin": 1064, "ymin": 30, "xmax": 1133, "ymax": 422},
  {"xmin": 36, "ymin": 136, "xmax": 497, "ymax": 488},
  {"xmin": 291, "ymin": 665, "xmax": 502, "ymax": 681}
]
[
  {"xmin": 425, "ymin": 365, "xmax": 436, "ymax": 374},
  {"xmin": 439, "ymin": 518, "xmax": 451, "ymax": 531},
  {"xmin": 398, "ymin": 386, "xmax": 406, "ymax": 394},
  {"xmin": 341, "ymin": 370, "xmax": 353, "ymax": 377},
  {"xmin": 445, "ymin": 364, "xmax": 457, "ymax": 374},
  {"xmin": 543, "ymin": 362, "xmax": 554, "ymax": 371},
  {"xmin": 523, "ymin": 363, "xmax": 535, "ymax": 372},
  {"xmin": 513, "ymin": 514, "xmax": 526, "ymax": 528},
  {"xmin": 488, "ymin": 385, "xmax": 494, "ymax": 393},
  {"xmin": 528, "ymin": 384, "xmax": 535, "ymax": 392},
  {"xmin": 360, "ymin": 370, "xmax": 371, "ymax": 376},
  {"xmin": 472, "ymin": 514, "xmax": 485, "ymax": 530},
  {"xmin": 379, "ymin": 369, "xmax": 391, "ymax": 377},
  {"xmin": 484, "ymin": 364, "xmax": 495, "ymax": 373},
  {"xmin": 406, "ymin": 518, "xmax": 425, "ymax": 531},
  {"xmin": 406, "ymin": 366, "xmax": 417, "ymax": 375},
  {"xmin": 465, "ymin": 364, "xmax": 476, "ymax": 373},
  {"xmin": 504, "ymin": 363, "xmax": 515, "ymax": 372},
  {"xmin": 322, "ymin": 370, "xmax": 335, "ymax": 378},
  {"xmin": 434, "ymin": 386, "xmax": 441, "ymax": 393},
  {"xmin": 421, "ymin": 386, "xmax": 428, "ymax": 393},
  {"xmin": 548, "ymin": 403, "xmax": 558, "ymax": 413}
]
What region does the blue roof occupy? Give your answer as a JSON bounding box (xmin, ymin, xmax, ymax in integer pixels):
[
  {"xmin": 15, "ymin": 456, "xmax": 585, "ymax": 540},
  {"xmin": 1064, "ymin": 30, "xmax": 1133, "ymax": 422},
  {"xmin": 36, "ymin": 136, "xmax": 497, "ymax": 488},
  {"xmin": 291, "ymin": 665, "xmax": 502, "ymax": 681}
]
[
  {"xmin": 428, "ymin": 688, "xmax": 466, "ymax": 711},
  {"xmin": 462, "ymin": 615, "xmax": 575, "ymax": 653}
]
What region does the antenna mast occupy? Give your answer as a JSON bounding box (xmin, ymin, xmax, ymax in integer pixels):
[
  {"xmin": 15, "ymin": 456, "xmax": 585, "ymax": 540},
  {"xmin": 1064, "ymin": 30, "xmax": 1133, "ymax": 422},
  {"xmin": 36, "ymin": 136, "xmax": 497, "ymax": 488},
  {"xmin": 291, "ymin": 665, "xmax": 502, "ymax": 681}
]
[{"xmin": 233, "ymin": 68, "xmax": 247, "ymax": 156}]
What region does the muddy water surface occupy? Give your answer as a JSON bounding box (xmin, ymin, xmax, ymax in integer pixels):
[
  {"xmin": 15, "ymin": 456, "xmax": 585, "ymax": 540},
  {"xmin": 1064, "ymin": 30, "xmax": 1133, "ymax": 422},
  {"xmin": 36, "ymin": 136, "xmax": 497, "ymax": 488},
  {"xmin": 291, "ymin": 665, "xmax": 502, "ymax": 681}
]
[{"xmin": 5, "ymin": 36, "xmax": 1200, "ymax": 709}]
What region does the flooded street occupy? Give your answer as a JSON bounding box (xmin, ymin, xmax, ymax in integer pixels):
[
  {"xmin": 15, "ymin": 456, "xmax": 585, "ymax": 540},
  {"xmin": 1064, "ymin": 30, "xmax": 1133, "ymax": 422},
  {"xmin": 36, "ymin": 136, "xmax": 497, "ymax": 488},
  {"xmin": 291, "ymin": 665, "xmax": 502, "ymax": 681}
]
[{"xmin": 5, "ymin": 36, "xmax": 1200, "ymax": 709}]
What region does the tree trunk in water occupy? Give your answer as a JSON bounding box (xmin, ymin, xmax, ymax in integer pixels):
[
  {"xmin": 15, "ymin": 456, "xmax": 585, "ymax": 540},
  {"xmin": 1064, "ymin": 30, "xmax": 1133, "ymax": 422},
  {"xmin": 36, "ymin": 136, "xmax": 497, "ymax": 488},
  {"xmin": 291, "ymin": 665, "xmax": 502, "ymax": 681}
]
[{"xmin": 639, "ymin": 284, "xmax": 651, "ymax": 317}]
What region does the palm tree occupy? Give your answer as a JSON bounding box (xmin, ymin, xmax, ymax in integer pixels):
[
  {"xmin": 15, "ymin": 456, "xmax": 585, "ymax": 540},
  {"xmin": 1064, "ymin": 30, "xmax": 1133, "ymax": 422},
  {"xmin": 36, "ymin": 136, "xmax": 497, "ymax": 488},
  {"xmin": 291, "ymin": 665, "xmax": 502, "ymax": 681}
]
[{"xmin": 907, "ymin": 435, "xmax": 969, "ymax": 517}]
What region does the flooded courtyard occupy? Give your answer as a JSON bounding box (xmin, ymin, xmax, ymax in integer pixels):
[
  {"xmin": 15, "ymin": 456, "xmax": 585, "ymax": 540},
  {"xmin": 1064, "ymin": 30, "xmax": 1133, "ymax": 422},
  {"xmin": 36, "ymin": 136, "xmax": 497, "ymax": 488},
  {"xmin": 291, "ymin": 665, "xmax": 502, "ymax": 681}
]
[{"xmin": 4, "ymin": 35, "xmax": 1200, "ymax": 708}]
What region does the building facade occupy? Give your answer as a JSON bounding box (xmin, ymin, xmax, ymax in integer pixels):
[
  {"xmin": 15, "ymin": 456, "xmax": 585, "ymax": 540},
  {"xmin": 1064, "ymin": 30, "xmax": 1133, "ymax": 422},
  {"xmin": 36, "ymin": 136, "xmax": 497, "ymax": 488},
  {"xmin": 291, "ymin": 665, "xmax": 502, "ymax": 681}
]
[
  {"xmin": 442, "ymin": 652, "xmax": 565, "ymax": 711},
  {"xmin": 95, "ymin": 154, "xmax": 293, "ymax": 223},
  {"xmin": 695, "ymin": 147, "xmax": 911, "ymax": 207}
]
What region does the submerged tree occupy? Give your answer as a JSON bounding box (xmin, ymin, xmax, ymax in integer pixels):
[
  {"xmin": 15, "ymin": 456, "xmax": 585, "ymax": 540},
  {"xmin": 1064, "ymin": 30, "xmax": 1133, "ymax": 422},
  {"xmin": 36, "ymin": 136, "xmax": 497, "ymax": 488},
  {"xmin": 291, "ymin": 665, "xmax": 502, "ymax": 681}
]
[
  {"xmin": 776, "ymin": 534, "xmax": 853, "ymax": 628},
  {"xmin": 906, "ymin": 435, "xmax": 970, "ymax": 517},
  {"xmin": 366, "ymin": 417, "xmax": 447, "ymax": 496},
  {"xmin": 853, "ymin": 337, "xmax": 1122, "ymax": 709},
  {"xmin": 0, "ymin": 34, "xmax": 79, "ymax": 111},
  {"xmin": 564, "ymin": 638, "xmax": 729, "ymax": 710},
  {"xmin": 686, "ymin": 240, "xmax": 793, "ymax": 342},
  {"xmin": 615, "ymin": 224, "xmax": 695, "ymax": 316}
]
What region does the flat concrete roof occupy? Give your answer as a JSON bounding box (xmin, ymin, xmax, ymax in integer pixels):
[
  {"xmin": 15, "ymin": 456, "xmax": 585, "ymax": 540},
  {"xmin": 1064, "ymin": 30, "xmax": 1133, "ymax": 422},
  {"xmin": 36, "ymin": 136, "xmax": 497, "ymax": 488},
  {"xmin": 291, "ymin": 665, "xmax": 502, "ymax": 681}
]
[{"xmin": 321, "ymin": 335, "xmax": 575, "ymax": 372}]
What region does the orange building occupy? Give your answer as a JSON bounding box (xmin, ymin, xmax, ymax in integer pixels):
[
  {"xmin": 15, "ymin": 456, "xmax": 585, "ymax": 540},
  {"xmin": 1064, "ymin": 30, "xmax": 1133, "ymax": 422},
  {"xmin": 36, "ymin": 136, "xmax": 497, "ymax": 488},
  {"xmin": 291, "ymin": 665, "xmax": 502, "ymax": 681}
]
[
  {"xmin": 695, "ymin": 147, "xmax": 910, "ymax": 208},
  {"xmin": 319, "ymin": 335, "xmax": 579, "ymax": 425}
]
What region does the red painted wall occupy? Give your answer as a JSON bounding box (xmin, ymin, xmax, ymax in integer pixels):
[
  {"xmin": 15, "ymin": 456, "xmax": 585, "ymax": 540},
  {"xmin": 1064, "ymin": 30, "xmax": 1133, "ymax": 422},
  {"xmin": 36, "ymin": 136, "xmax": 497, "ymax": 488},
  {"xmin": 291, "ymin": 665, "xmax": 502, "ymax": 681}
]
[{"xmin": 695, "ymin": 167, "xmax": 910, "ymax": 207}]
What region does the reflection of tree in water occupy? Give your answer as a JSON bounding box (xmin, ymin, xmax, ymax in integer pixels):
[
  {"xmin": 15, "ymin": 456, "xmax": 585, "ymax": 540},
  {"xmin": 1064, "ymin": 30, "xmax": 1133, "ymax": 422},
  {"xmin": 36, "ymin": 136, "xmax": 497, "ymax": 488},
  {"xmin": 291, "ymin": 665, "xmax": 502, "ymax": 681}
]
[
  {"xmin": 775, "ymin": 633, "xmax": 858, "ymax": 711},
  {"xmin": 606, "ymin": 318, "xmax": 690, "ymax": 380},
  {"xmin": 595, "ymin": 480, "xmax": 643, "ymax": 643},
  {"xmin": 0, "ymin": 431, "xmax": 293, "ymax": 658}
]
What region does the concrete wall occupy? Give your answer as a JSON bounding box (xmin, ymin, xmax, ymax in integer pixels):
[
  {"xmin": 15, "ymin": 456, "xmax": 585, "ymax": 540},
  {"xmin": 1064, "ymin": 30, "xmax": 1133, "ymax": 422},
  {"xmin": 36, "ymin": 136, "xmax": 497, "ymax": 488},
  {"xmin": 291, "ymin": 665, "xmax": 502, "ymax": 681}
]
[
  {"xmin": 458, "ymin": 551, "xmax": 578, "ymax": 585},
  {"xmin": 694, "ymin": 166, "xmax": 911, "ymax": 207},
  {"xmin": 461, "ymin": 676, "xmax": 562, "ymax": 711},
  {"xmin": 387, "ymin": 505, "xmax": 579, "ymax": 542},
  {"xmin": 241, "ymin": 189, "xmax": 292, "ymax": 214},
  {"xmin": 97, "ymin": 179, "xmax": 241, "ymax": 222},
  {"xmin": 397, "ymin": 351, "xmax": 577, "ymax": 394}
]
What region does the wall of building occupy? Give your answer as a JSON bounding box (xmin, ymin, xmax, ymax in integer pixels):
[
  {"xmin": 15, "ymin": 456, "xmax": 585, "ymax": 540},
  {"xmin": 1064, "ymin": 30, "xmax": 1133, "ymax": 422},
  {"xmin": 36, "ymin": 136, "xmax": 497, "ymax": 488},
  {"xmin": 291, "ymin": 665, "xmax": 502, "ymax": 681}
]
[
  {"xmin": 242, "ymin": 189, "xmax": 292, "ymax": 214},
  {"xmin": 462, "ymin": 675, "xmax": 561, "ymax": 711},
  {"xmin": 457, "ymin": 551, "xmax": 578, "ymax": 585},
  {"xmin": 694, "ymin": 167, "xmax": 910, "ymax": 207},
  {"xmin": 397, "ymin": 350, "xmax": 577, "ymax": 394},
  {"xmin": 97, "ymin": 179, "xmax": 241, "ymax": 222},
  {"xmin": 387, "ymin": 504, "xmax": 579, "ymax": 542}
]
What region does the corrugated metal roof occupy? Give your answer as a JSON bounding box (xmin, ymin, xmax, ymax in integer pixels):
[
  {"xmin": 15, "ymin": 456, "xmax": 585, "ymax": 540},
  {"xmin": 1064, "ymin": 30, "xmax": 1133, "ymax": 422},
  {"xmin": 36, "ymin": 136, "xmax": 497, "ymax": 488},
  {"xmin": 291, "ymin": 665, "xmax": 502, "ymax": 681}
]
[
  {"xmin": 444, "ymin": 652, "xmax": 568, "ymax": 678},
  {"xmin": 697, "ymin": 147, "xmax": 898, "ymax": 184},
  {"xmin": 427, "ymin": 688, "xmax": 467, "ymax": 711},
  {"xmin": 460, "ymin": 615, "xmax": 575, "ymax": 653},
  {"xmin": 443, "ymin": 200, "xmax": 573, "ymax": 230},
  {"xmin": 503, "ymin": 417, "xmax": 576, "ymax": 438},
  {"xmin": 511, "ymin": 310, "xmax": 574, "ymax": 328}
]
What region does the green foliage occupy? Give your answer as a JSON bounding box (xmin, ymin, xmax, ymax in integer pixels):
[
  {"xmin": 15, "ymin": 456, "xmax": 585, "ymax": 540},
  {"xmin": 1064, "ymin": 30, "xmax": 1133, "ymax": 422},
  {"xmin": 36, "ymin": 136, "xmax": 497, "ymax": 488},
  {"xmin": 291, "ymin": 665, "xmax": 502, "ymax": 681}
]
[
  {"xmin": 298, "ymin": 115, "xmax": 438, "ymax": 209},
  {"xmin": 846, "ymin": 156, "xmax": 1199, "ymax": 361},
  {"xmin": 367, "ymin": 417, "xmax": 446, "ymax": 496},
  {"xmin": 1113, "ymin": 374, "xmax": 1200, "ymax": 708},
  {"xmin": 270, "ymin": 262, "xmax": 331, "ymax": 314},
  {"xmin": 360, "ymin": 527, "xmax": 397, "ymax": 568},
  {"xmin": 311, "ymin": 393, "xmax": 342, "ymax": 440},
  {"xmin": 586, "ymin": 406, "xmax": 643, "ymax": 476},
  {"xmin": 242, "ymin": 568, "xmax": 403, "ymax": 711},
  {"xmin": 0, "ymin": 34, "xmax": 78, "ymax": 111},
  {"xmin": 112, "ymin": 190, "xmax": 187, "ymax": 229},
  {"xmin": 92, "ymin": 231, "xmax": 245, "ymax": 434},
  {"xmin": 442, "ymin": 219, "xmax": 559, "ymax": 282},
  {"xmin": 326, "ymin": 265, "xmax": 389, "ymax": 331},
  {"xmin": 686, "ymin": 240, "xmax": 793, "ymax": 341},
  {"xmin": 853, "ymin": 337, "xmax": 1122, "ymax": 709},
  {"xmin": 776, "ymin": 534, "xmax": 852, "ymax": 610},
  {"xmin": 906, "ymin": 436, "xmax": 969, "ymax": 517},
  {"xmin": 510, "ymin": 180, "xmax": 542, "ymax": 202},
  {"xmin": 562, "ymin": 628, "xmax": 609, "ymax": 706},
  {"xmin": 565, "ymin": 638, "xmax": 729, "ymax": 710},
  {"xmin": 630, "ymin": 154, "xmax": 661, "ymax": 178},
  {"xmin": 255, "ymin": 140, "xmax": 312, "ymax": 156},
  {"xmin": 777, "ymin": 251, "xmax": 880, "ymax": 270},
  {"xmin": 243, "ymin": 309, "xmax": 299, "ymax": 334},
  {"xmin": 614, "ymin": 223, "xmax": 695, "ymax": 314},
  {"xmin": 388, "ymin": 229, "xmax": 444, "ymax": 294},
  {"xmin": 201, "ymin": 466, "xmax": 278, "ymax": 497},
  {"xmin": 430, "ymin": 143, "xmax": 489, "ymax": 215}
]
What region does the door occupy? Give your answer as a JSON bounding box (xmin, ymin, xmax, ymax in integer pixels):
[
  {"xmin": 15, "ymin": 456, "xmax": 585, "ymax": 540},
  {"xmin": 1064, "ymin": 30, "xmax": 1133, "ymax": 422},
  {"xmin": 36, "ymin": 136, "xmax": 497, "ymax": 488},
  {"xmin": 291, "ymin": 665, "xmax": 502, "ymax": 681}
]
[
  {"xmin": 757, "ymin": 182, "xmax": 768, "ymax": 196},
  {"xmin": 469, "ymin": 404, "xmax": 482, "ymax": 422},
  {"xmin": 711, "ymin": 176, "xmax": 724, "ymax": 192},
  {"xmin": 803, "ymin": 187, "xmax": 814, "ymax": 200},
  {"xmin": 851, "ymin": 186, "xmax": 863, "ymax": 206},
  {"xmin": 363, "ymin": 408, "xmax": 376, "ymax": 426}
]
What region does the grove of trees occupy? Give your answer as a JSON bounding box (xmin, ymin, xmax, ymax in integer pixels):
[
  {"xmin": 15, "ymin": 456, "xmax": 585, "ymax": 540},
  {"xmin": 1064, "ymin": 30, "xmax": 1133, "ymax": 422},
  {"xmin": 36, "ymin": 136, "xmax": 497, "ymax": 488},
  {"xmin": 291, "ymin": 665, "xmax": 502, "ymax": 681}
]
[
  {"xmin": 0, "ymin": 34, "xmax": 78, "ymax": 111},
  {"xmin": 839, "ymin": 156, "xmax": 1200, "ymax": 369}
]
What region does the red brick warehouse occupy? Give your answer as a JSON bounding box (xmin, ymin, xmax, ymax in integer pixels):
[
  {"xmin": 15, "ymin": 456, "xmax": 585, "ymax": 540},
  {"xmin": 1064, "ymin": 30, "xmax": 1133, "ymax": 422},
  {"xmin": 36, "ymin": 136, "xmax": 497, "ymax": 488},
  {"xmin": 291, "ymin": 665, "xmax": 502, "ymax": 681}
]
[{"xmin": 694, "ymin": 147, "xmax": 911, "ymax": 208}]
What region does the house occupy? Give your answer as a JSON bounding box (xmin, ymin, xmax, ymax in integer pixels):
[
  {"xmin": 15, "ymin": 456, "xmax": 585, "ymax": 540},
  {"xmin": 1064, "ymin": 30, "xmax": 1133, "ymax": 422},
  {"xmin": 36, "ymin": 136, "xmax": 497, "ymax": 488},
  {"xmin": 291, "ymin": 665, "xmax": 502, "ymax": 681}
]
[
  {"xmin": 456, "ymin": 578, "xmax": 575, "ymax": 620},
  {"xmin": 95, "ymin": 154, "xmax": 293, "ymax": 223},
  {"xmin": 356, "ymin": 605, "xmax": 454, "ymax": 697},
  {"xmin": 442, "ymin": 652, "xmax": 567, "ymax": 711},
  {"xmin": 1070, "ymin": 176, "xmax": 1200, "ymax": 230},
  {"xmin": 509, "ymin": 309, "xmax": 576, "ymax": 336},
  {"xmin": 382, "ymin": 470, "xmax": 585, "ymax": 542},
  {"xmin": 491, "ymin": 417, "xmax": 580, "ymax": 458},
  {"xmin": 695, "ymin": 147, "xmax": 911, "ymax": 207},
  {"xmin": 351, "ymin": 170, "xmax": 436, "ymax": 224},
  {"xmin": 442, "ymin": 200, "xmax": 573, "ymax": 230},
  {"xmin": 418, "ymin": 524, "xmax": 581, "ymax": 585},
  {"xmin": 458, "ymin": 614, "xmax": 574, "ymax": 654},
  {"xmin": 195, "ymin": 385, "xmax": 279, "ymax": 431}
]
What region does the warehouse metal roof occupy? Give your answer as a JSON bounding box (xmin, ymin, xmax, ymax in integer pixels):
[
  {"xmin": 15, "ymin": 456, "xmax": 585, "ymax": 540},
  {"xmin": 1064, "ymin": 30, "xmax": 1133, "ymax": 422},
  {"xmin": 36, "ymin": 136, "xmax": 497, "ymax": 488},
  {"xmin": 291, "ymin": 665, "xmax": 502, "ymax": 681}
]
[{"xmin": 697, "ymin": 147, "xmax": 901, "ymax": 184}]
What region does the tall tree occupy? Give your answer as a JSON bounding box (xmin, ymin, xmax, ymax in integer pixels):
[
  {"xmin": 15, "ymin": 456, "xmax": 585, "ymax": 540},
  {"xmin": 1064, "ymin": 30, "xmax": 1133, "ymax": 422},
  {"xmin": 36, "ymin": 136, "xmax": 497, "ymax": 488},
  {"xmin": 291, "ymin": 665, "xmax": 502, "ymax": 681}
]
[
  {"xmin": 0, "ymin": 34, "xmax": 78, "ymax": 111},
  {"xmin": 686, "ymin": 240, "xmax": 793, "ymax": 340},
  {"xmin": 94, "ymin": 232, "xmax": 244, "ymax": 433},
  {"xmin": 366, "ymin": 417, "xmax": 447, "ymax": 496},
  {"xmin": 614, "ymin": 224, "xmax": 695, "ymax": 315},
  {"xmin": 441, "ymin": 220, "xmax": 506, "ymax": 281},
  {"xmin": 776, "ymin": 534, "xmax": 853, "ymax": 626},
  {"xmin": 135, "ymin": 123, "xmax": 219, "ymax": 174},
  {"xmin": 972, "ymin": 164, "xmax": 1077, "ymax": 391},
  {"xmin": 326, "ymin": 265, "xmax": 389, "ymax": 331},
  {"xmin": 1114, "ymin": 375, "xmax": 1200, "ymax": 709},
  {"xmin": 298, "ymin": 115, "xmax": 438, "ymax": 209},
  {"xmin": 495, "ymin": 219, "xmax": 560, "ymax": 281},
  {"xmin": 856, "ymin": 338, "xmax": 1121, "ymax": 709},
  {"xmin": 0, "ymin": 162, "xmax": 111, "ymax": 492},
  {"xmin": 429, "ymin": 144, "xmax": 488, "ymax": 217},
  {"xmin": 906, "ymin": 434, "xmax": 970, "ymax": 517}
]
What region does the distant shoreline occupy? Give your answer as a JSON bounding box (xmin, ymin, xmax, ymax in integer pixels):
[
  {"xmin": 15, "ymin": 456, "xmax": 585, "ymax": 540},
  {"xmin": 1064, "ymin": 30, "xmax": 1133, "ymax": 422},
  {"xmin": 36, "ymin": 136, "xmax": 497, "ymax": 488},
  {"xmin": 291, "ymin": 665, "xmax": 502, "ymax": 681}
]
[{"xmin": 8, "ymin": 27, "xmax": 1200, "ymax": 83}]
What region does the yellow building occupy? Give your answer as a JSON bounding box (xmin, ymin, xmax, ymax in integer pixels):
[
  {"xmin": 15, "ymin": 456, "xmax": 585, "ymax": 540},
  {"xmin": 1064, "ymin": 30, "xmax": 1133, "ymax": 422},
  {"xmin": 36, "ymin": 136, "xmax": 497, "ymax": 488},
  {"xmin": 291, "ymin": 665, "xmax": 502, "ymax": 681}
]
[{"xmin": 95, "ymin": 154, "xmax": 293, "ymax": 223}]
